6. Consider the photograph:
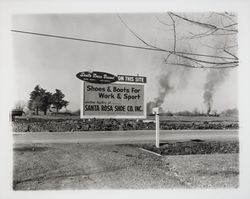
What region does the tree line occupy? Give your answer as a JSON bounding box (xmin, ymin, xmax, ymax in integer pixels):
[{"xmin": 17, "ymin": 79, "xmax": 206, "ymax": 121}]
[{"xmin": 28, "ymin": 85, "xmax": 69, "ymax": 115}]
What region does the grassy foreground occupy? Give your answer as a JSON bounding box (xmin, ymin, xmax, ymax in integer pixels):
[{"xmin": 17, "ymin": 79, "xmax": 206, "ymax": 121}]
[{"xmin": 13, "ymin": 140, "xmax": 239, "ymax": 190}]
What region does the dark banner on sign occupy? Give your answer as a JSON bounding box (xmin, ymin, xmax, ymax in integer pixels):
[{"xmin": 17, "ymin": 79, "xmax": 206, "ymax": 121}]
[
  {"xmin": 76, "ymin": 71, "xmax": 117, "ymax": 84},
  {"xmin": 117, "ymin": 75, "xmax": 147, "ymax": 84}
]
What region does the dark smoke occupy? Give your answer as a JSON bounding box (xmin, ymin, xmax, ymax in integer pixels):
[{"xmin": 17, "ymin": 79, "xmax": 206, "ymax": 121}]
[
  {"xmin": 202, "ymin": 20, "xmax": 236, "ymax": 115},
  {"xmin": 155, "ymin": 70, "xmax": 174, "ymax": 107},
  {"xmin": 203, "ymin": 69, "xmax": 230, "ymax": 114},
  {"xmin": 150, "ymin": 59, "xmax": 191, "ymax": 113}
]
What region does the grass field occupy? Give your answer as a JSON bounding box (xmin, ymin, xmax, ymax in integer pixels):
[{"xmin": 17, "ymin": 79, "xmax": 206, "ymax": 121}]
[
  {"xmin": 15, "ymin": 114, "xmax": 238, "ymax": 122},
  {"xmin": 147, "ymin": 115, "xmax": 238, "ymax": 122},
  {"xmin": 12, "ymin": 114, "xmax": 239, "ymax": 132}
]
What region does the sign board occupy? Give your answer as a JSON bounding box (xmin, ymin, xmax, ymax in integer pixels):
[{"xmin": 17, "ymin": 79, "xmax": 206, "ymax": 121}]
[
  {"xmin": 152, "ymin": 107, "xmax": 159, "ymax": 114},
  {"xmin": 81, "ymin": 82, "xmax": 146, "ymax": 118},
  {"xmin": 76, "ymin": 71, "xmax": 117, "ymax": 84},
  {"xmin": 117, "ymin": 75, "xmax": 147, "ymax": 84}
]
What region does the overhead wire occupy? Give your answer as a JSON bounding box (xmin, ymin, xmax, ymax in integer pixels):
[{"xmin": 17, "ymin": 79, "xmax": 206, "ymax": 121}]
[{"xmin": 11, "ymin": 29, "xmax": 238, "ymax": 69}]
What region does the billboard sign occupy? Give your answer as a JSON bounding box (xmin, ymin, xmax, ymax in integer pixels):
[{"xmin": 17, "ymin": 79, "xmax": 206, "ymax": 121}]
[{"xmin": 81, "ymin": 82, "xmax": 146, "ymax": 118}]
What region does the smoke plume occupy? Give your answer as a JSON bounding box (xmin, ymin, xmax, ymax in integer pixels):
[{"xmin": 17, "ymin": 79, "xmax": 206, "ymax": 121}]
[
  {"xmin": 155, "ymin": 69, "xmax": 175, "ymax": 107},
  {"xmin": 203, "ymin": 69, "xmax": 230, "ymax": 114},
  {"xmin": 148, "ymin": 58, "xmax": 191, "ymax": 113}
]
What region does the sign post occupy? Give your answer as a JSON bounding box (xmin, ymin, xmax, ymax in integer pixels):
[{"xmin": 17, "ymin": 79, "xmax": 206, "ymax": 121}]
[{"xmin": 153, "ymin": 107, "xmax": 160, "ymax": 148}]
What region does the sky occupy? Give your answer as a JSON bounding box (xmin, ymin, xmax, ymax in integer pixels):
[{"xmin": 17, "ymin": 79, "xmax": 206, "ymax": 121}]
[{"xmin": 11, "ymin": 13, "xmax": 238, "ymax": 112}]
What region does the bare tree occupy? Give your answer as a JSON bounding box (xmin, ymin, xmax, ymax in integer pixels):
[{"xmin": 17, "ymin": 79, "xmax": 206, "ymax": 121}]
[
  {"xmin": 118, "ymin": 12, "xmax": 238, "ymax": 111},
  {"xmin": 119, "ymin": 12, "xmax": 238, "ymax": 69},
  {"xmin": 14, "ymin": 100, "xmax": 27, "ymax": 110}
]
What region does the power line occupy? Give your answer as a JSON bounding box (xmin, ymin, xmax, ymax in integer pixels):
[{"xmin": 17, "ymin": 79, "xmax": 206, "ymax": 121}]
[
  {"xmin": 11, "ymin": 29, "xmax": 237, "ymax": 62},
  {"xmin": 11, "ymin": 29, "xmax": 166, "ymax": 52}
]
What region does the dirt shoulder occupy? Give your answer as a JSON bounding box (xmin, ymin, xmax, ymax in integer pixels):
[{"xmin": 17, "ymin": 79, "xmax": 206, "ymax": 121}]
[{"xmin": 13, "ymin": 141, "xmax": 239, "ymax": 190}]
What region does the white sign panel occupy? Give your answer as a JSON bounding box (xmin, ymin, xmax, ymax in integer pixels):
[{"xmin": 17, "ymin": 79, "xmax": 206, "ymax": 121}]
[{"xmin": 81, "ymin": 82, "xmax": 146, "ymax": 118}]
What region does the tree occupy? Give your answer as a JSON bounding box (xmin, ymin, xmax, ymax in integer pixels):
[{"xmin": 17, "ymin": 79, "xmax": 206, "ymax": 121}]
[
  {"xmin": 119, "ymin": 12, "xmax": 238, "ymax": 69},
  {"xmin": 119, "ymin": 12, "xmax": 238, "ymax": 111},
  {"xmin": 40, "ymin": 91, "xmax": 53, "ymax": 115},
  {"xmin": 14, "ymin": 100, "xmax": 27, "ymax": 110},
  {"xmin": 28, "ymin": 85, "xmax": 53, "ymax": 115},
  {"xmin": 51, "ymin": 89, "xmax": 69, "ymax": 113},
  {"xmin": 220, "ymin": 108, "xmax": 238, "ymax": 117},
  {"xmin": 28, "ymin": 85, "xmax": 44, "ymax": 115}
]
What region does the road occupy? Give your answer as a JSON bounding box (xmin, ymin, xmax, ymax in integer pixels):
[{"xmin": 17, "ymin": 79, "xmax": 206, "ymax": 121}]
[{"xmin": 13, "ymin": 129, "xmax": 238, "ymax": 144}]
